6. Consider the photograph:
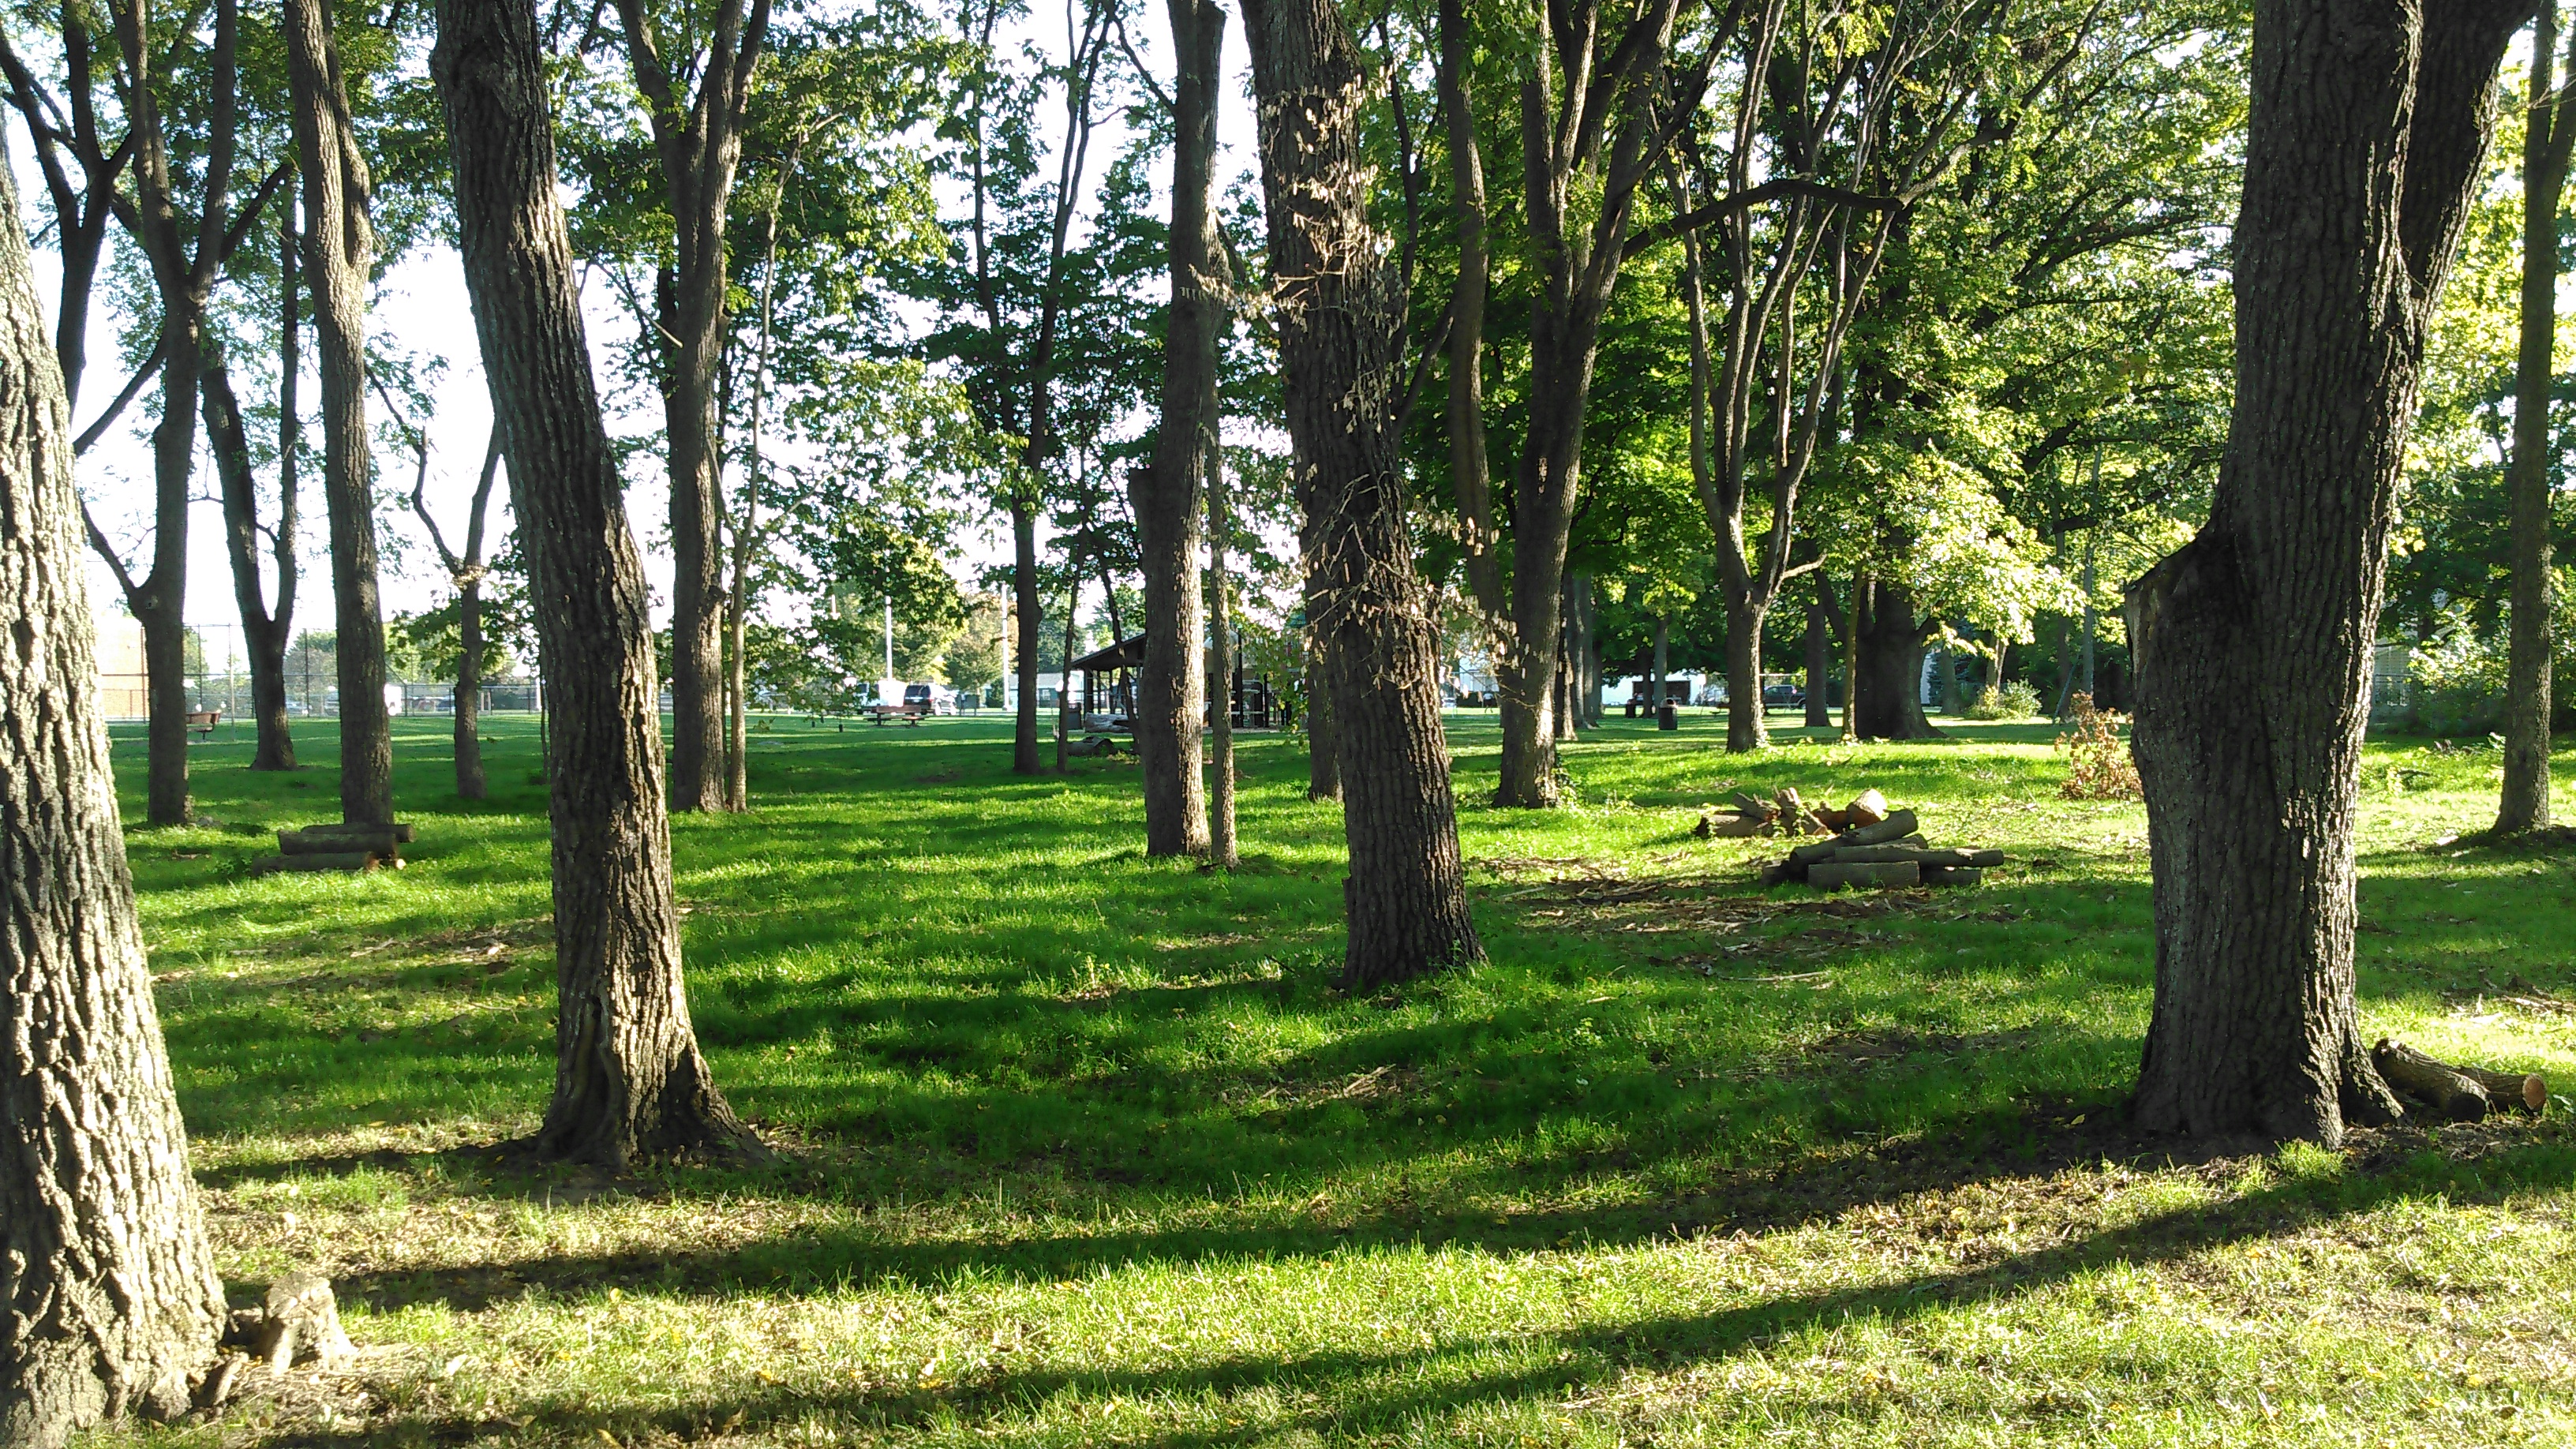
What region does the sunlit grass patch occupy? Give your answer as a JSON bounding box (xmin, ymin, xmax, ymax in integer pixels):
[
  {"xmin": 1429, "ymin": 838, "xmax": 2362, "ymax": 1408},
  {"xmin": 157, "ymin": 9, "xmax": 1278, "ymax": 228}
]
[{"xmin": 95, "ymin": 710, "xmax": 2576, "ymax": 1445}]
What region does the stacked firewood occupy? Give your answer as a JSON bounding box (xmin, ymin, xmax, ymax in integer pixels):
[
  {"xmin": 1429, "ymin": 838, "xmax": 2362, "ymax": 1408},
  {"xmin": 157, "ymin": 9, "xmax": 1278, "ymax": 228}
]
[
  {"xmin": 2372, "ymin": 1039, "xmax": 2548, "ymax": 1121},
  {"xmin": 1762, "ymin": 808, "xmax": 2002, "ymax": 890},
  {"xmin": 1695, "ymin": 787, "xmax": 1893, "ymax": 839}
]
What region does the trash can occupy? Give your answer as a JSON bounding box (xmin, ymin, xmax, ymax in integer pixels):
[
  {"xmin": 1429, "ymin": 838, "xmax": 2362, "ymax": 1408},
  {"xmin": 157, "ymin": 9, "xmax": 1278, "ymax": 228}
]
[
  {"xmin": 1657, "ymin": 702, "xmax": 1679, "ymax": 731},
  {"xmin": 1625, "ymin": 700, "xmax": 1638, "ymax": 718}
]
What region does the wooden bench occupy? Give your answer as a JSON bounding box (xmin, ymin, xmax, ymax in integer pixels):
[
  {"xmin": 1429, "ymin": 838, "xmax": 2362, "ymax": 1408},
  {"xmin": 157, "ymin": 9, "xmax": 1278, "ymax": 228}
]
[{"xmin": 186, "ymin": 710, "xmax": 219, "ymax": 739}]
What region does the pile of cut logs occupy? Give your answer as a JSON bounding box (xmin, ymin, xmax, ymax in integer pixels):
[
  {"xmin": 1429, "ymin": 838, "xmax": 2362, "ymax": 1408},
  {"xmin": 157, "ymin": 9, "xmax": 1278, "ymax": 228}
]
[
  {"xmin": 1695, "ymin": 788, "xmax": 2005, "ymax": 889},
  {"xmin": 2372, "ymin": 1038, "xmax": 2548, "ymax": 1121},
  {"xmin": 1695, "ymin": 786, "xmax": 1891, "ymax": 840},
  {"xmin": 251, "ymin": 822, "xmax": 412, "ymax": 877}
]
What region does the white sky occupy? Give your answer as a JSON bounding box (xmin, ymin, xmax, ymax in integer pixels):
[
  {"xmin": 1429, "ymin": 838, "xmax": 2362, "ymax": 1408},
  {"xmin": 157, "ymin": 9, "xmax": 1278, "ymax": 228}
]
[{"xmin": 44, "ymin": 0, "xmax": 1262, "ymax": 642}]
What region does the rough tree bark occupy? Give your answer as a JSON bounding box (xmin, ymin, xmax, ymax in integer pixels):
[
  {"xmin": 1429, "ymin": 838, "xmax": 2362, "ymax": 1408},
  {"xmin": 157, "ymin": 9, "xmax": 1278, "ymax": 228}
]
[
  {"xmin": 1305, "ymin": 631, "xmax": 1339, "ymax": 799},
  {"xmin": 434, "ymin": 0, "xmax": 762, "ymax": 1166},
  {"xmin": 2499, "ymin": 0, "xmax": 2574, "ymax": 833},
  {"xmin": 0, "ymin": 147, "xmax": 224, "ymax": 1447},
  {"xmin": 2125, "ymin": 0, "xmax": 2529, "ymax": 1146},
  {"xmin": 1244, "ymin": 0, "xmax": 1481, "ymax": 987},
  {"xmin": 1127, "ymin": 0, "xmax": 1224, "ymax": 859},
  {"xmin": 285, "ymin": 0, "xmax": 393, "ymax": 826},
  {"xmin": 613, "ymin": 0, "xmax": 770, "ymax": 812}
]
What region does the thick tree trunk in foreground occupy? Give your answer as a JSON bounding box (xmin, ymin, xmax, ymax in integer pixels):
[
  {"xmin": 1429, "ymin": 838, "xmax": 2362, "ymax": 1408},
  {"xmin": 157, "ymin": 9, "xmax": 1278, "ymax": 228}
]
[
  {"xmin": 2125, "ymin": 0, "xmax": 2525, "ymax": 1146},
  {"xmin": 286, "ymin": 0, "xmax": 392, "ymax": 826},
  {"xmin": 2499, "ymin": 0, "xmax": 2573, "ymax": 833},
  {"xmin": 1852, "ymin": 577, "xmax": 1939, "ymax": 740},
  {"xmin": 0, "ymin": 151, "xmax": 224, "ymax": 1446},
  {"xmin": 1244, "ymin": 0, "xmax": 1480, "ymax": 987},
  {"xmin": 434, "ymin": 0, "xmax": 761, "ymax": 1166},
  {"xmin": 1129, "ymin": 0, "xmax": 1224, "ymax": 860},
  {"xmin": 1305, "ymin": 631, "xmax": 1340, "ymax": 800}
]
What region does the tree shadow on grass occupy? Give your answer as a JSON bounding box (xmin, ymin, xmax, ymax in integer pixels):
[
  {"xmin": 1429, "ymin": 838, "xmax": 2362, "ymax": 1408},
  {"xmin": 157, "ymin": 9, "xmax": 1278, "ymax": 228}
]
[{"xmin": 256, "ymin": 1120, "xmax": 2576, "ymax": 1448}]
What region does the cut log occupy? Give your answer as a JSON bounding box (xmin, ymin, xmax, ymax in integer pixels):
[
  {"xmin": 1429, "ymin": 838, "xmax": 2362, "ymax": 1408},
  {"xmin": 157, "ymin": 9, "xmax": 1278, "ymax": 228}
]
[
  {"xmin": 2371, "ymin": 1039, "xmax": 2491, "ymax": 1122},
  {"xmin": 1784, "ymin": 809, "xmax": 1923, "ymax": 870},
  {"xmin": 1830, "ymin": 845, "xmax": 2006, "ymax": 868},
  {"xmin": 251, "ymin": 852, "xmax": 380, "ymax": 876},
  {"xmin": 1919, "ymin": 866, "xmax": 1984, "ymax": 887},
  {"xmin": 1697, "ymin": 811, "xmax": 1773, "ymax": 839},
  {"xmin": 2454, "ymin": 1063, "xmax": 2548, "ymax": 1114},
  {"xmin": 1844, "ymin": 788, "xmax": 1889, "ymax": 826},
  {"xmin": 1807, "ymin": 860, "xmax": 1919, "ymax": 891},
  {"xmin": 279, "ymin": 828, "xmax": 403, "ymax": 857},
  {"xmin": 1729, "ymin": 790, "xmax": 1775, "ymax": 821},
  {"xmin": 292, "ymin": 821, "xmax": 414, "ymax": 844}
]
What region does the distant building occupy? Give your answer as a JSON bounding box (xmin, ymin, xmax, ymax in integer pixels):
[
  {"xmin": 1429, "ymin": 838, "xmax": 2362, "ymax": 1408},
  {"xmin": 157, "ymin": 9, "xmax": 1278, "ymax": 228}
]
[{"xmin": 2369, "ymin": 642, "xmax": 2412, "ymax": 720}]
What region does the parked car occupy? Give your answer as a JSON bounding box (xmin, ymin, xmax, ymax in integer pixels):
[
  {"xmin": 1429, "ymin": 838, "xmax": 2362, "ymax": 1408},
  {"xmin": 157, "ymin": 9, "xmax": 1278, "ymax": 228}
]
[
  {"xmin": 1763, "ymin": 681, "xmax": 1804, "ymax": 709},
  {"xmin": 903, "ymin": 682, "xmax": 958, "ymax": 716}
]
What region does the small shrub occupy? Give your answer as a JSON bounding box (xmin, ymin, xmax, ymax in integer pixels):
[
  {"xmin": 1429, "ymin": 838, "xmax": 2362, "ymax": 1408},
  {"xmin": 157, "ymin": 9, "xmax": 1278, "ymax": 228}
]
[
  {"xmin": 2057, "ymin": 692, "xmax": 2141, "ymax": 799},
  {"xmin": 1963, "ymin": 679, "xmax": 2043, "ymax": 721}
]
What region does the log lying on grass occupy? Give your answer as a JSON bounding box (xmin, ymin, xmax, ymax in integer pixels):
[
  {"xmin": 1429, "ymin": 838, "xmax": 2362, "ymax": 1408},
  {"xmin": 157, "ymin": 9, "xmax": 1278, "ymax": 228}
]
[
  {"xmin": 1920, "ymin": 866, "xmax": 1983, "ymax": 886},
  {"xmin": 1830, "ymin": 845, "xmax": 2005, "ymax": 868},
  {"xmin": 1808, "ymin": 860, "xmax": 1919, "ymax": 890},
  {"xmin": 251, "ymin": 852, "xmax": 382, "ymax": 876},
  {"xmin": 2373, "ymin": 1039, "xmax": 2545, "ymax": 1118},
  {"xmin": 289, "ymin": 822, "xmax": 414, "ymax": 844},
  {"xmin": 1783, "ymin": 810, "xmax": 1922, "ymax": 870},
  {"xmin": 278, "ymin": 826, "xmax": 406, "ymax": 857},
  {"xmin": 2372, "ymin": 1039, "xmax": 2492, "ymax": 1121}
]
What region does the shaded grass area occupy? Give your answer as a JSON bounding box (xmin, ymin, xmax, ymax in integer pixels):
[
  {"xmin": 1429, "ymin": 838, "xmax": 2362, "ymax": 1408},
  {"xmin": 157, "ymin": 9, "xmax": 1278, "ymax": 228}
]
[{"xmin": 99, "ymin": 710, "xmax": 2576, "ymax": 1446}]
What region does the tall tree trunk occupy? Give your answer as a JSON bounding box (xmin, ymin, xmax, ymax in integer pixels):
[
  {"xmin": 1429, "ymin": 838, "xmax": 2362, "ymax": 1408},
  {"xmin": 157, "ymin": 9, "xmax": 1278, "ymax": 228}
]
[
  {"xmin": 1651, "ymin": 615, "xmax": 1669, "ymax": 715},
  {"xmin": 1435, "ymin": 0, "xmax": 1499, "ymax": 618},
  {"xmin": 455, "ymin": 436, "xmax": 504, "ymax": 801},
  {"xmin": 612, "ymin": 0, "xmax": 770, "ymax": 814},
  {"xmin": 1852, "ymin": 577, "xmax": 1939, "ymax": 740},
  {"xmin": 1128, "ymin": 0, "xmax": 1222, "ymax": 860},
  {"xmin": 1244, "ymin": 0, "xmax": 1481, "ymax": 987},
  {"xmin": 286, "ymin": 0, "xmax": 393, "ymax": 826},
  {"xmin": 434, "ymin": 0, "xmax": 762, "ymax": 1166},
  {"xmin": 1725, "ymin": 597, "xmax": 1768, "ymax": 749},
  {"xmin": 202, "ymin": 354, "xmax": 295, "ymax": 769},
  {"xmin": 1013, "ymin": 497, "xmax": 1043, "ymax": 773},
  {"xmin": 1305, "ymin": 631, "xmax": 1339, "ymax": 799},
  {"xmin": 1803, "ymin": 578, "xmax": 1834, "ymax": 728},
  {"xmin": 1057, "ymin": 569, "xmax": 1078, "ymax": 773},
  {"xmin": 0, "ymin": 147, "xmax": 224, "ymax": 1443},
  {"xmin": 2124, "ymin": 0, "xmax": 2524, "ymax": 1147},
  {"xmin": 1208, "ymin": 451, "xmax": 1237, "ymax": 869},
  {"xmin": 107, "ymin": 0, "xmax": 243, "ymax": 826},
  {"xmin": 209, "ymin": 189, "xmax": 301, "ymax": 772},
  {"xmin": 2500, "ymin": 0, "xmax": 2573, "ymax": 833}
]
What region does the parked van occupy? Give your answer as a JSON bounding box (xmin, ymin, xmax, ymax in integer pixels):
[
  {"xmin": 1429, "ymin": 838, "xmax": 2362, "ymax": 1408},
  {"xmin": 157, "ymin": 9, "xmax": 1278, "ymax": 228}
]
[{"xmin": 903, "ymin": 682, "xmax": 958, "ymax": 716}]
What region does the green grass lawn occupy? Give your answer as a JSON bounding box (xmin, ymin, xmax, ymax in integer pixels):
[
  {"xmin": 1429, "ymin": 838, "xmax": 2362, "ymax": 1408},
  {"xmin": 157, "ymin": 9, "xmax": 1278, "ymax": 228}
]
[{"xmin": 98, "ymin": 708, "xmax": 2576, "ymax": 1447}]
